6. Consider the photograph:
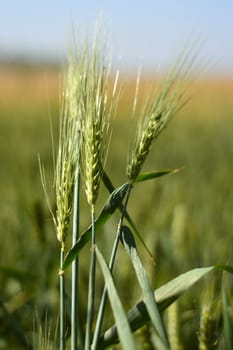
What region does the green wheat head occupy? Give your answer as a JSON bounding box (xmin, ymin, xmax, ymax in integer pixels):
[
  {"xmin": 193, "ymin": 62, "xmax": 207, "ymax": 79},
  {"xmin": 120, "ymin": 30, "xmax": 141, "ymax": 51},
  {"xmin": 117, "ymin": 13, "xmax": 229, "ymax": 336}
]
[
  {"xmin": 81, "ymin": 34, "xmax": 119, "ymax": 207},
  {"xmin": 54, "ymin": 52, "xmax": 85, "ymax": 245},
  {"xmin": 127, "ymin": 51, "xmax": 195, "ymax": 183}
]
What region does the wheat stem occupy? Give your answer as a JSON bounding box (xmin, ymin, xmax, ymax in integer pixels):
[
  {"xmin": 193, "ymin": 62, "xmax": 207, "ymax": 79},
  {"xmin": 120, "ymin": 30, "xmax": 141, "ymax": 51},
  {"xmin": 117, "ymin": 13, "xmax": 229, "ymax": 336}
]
[
  {"xmin": 85, "ymin": 206, "xmax": 96, "ymax": 350},
  {"xmin": 91, "ymin": 185, "xmax": 132, "ymax": 349},
  {"xmin": 71, "ymin": 168, "xmax": 80, "ymax": 350},
  {"xmin": 59, "ymin": 244, "xmax": 66, "ymax": 350}
]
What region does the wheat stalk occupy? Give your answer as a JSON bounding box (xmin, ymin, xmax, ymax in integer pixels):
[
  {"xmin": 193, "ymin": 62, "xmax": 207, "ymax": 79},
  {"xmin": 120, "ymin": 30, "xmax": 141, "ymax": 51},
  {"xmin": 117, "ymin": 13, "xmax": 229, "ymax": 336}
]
[{"xmin": 79, "ymin": 31, "xmax": 119, "ymax": 350}]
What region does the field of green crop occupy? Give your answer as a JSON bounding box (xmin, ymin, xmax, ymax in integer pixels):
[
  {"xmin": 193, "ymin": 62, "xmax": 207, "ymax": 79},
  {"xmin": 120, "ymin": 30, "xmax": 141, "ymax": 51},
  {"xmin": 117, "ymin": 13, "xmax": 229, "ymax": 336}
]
[{"xmin": 0, "ymin": 66, "xmax": 233, "ymax": 349}]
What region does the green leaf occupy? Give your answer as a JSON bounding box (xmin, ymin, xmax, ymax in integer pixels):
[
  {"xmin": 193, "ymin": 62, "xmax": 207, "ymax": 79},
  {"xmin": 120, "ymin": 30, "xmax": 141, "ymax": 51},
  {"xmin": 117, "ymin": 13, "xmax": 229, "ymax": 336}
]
[
  {"xmin": 123, "ymin": 211, "xmax": 156, "ymax": 264},
  {"xmin": 62, "ymin": 183, "xmax": 130, "ymax": 270},
  {"xmin": 99, "ymin": 264, "xmax": 233, "ymax": 348},
  {"xmin": 100, "ymin": 165, "xmax": 115, "ymax": 194},
  {"xmin": 215, "ymin": 264, "xmax": 233, "ymax": 274},
  {"xmin": 101, "ymin": 168, "xmax": 155, "ymax": 263},
  {"xmin": 98, "ymin": 266, "xmax": 214, "ymax": 349},
  {"xmin": 95, "ymin": 246, "xmax": 137, "ymax": 350},
  {"xmin": 120, "ymin": 226, "xmax": 170, "ymax": 349},
  {"xmin": 135, "ymin": 168, "xmax": 182, "ymax": 183}
]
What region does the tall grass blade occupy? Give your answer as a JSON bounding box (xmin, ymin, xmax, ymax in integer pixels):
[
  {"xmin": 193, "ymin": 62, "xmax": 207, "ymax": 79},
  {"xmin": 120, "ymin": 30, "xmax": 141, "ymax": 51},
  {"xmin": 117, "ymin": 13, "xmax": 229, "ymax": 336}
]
[
  {"xmin": 59, "ymin": 247, "xmax": 66, "ymax": 350},
  {"xmin": 95, "ymin": 246, "xmax": 137, "ymax": 350},
  {"xmin": 120, "ymin": 225, "xmax": 170, "ymax": 349},
  {"xmin": 62, "ymin": 183, "xmax": 130, "ymax": 270}
]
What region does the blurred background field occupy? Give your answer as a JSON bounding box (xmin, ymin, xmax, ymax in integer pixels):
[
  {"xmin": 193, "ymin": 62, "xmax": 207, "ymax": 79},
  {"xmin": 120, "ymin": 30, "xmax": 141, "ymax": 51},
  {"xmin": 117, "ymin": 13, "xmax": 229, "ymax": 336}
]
[
  {"xmin": 1, "ymin": 1, "xmax": 233, "ymax": 348},
  {"xmin": 0, "ymin": 61, "xmax": 232, "ymax": 348}
]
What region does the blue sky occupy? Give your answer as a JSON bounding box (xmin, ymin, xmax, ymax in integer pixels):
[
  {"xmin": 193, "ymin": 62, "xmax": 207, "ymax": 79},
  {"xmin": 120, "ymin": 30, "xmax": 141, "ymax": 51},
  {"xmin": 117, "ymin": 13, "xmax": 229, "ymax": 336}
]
[{"xmin": 1, "ymin": 1, "xmax": 233, "ymax": 75}]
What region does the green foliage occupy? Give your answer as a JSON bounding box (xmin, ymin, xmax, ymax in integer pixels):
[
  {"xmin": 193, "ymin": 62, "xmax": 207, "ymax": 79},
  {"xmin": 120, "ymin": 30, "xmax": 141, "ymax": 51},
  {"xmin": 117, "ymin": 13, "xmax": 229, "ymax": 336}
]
[
  {"xmin": 62, "ymin": 183, "xmax": 130, "ymax": 270},
  {"xmin": 135, "ymin": 169, "xmax": 181, "ymax": 183},
  {"xmin": 99, "ymin": 266, "xmax": 215, "ymax": 349},
  {"xmin": 120, "ymin": 225, "xmax": 169, "ymax": 349}
]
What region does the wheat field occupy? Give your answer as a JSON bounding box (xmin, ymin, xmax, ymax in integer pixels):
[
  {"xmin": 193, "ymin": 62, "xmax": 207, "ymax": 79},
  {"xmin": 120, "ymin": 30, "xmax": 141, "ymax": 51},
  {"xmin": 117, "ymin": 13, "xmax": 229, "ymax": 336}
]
[{"xmin": 0, "ymin": 63, "xmax": 233, "ymax": 349}]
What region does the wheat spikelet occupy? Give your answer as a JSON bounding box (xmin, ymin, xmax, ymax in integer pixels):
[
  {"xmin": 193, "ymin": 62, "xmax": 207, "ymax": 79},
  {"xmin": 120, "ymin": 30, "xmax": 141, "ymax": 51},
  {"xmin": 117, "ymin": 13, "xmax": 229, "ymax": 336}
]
[
  {"xmin": 127, "ymin": 49, "xmax": 196, "ymax": 183},
  {"xmin": 137, "ymin": 324, "xmax": 154, "ymax": 350},
  {"xmin": 81, "ymin": 34, "xmax": 119, "ymax": 206},
  {"xmin": 167, "ymin": 302, "xmax": 183, "ymax": 350},
  {"xmin": 53, "ymin": 50, "xmax": 87, "ymax": 245},
  {"xmin": 199, "ymin": 305, "xmax": 217, "ymax": 350},
  {"xmin": 199, "ymin": 298, "xmax": 221, "ymax": 350},
  {"xmin": 55, "ymin": 105, "xmax": 78, "ymax": 244}
]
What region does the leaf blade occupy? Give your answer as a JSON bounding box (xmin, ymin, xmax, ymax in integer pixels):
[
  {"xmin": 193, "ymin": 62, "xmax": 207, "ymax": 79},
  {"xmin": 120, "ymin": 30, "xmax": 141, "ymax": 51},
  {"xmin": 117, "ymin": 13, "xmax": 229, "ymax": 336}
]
[
  {"xmin": 120, "ymin": 226, "xmax": 170, "ymax": 349},
  {"xmin": 135, "ymin": 168, "xmax": 182, "ymax": 183},
  {"xmin": 95, "ymin": 246, "xmax": 137, "ymax": 350},
  {"xmin": 62, "ymin": 183, "xmax": 130, "ymax": 270},
  {"xmin": 101, "ymin": 168, "xmax": 155, "ymax": 262},
  {"xmin": 98, "ymin": 266, "xmax": 214, "ymax": 349}
]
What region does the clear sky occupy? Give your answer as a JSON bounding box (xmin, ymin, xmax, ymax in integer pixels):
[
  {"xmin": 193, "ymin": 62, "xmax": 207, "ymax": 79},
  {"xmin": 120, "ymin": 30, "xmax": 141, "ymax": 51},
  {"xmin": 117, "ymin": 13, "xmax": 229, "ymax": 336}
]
[{"xmin": 1, "ymin": 0, "xmax": 233, "ymax": 75}]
